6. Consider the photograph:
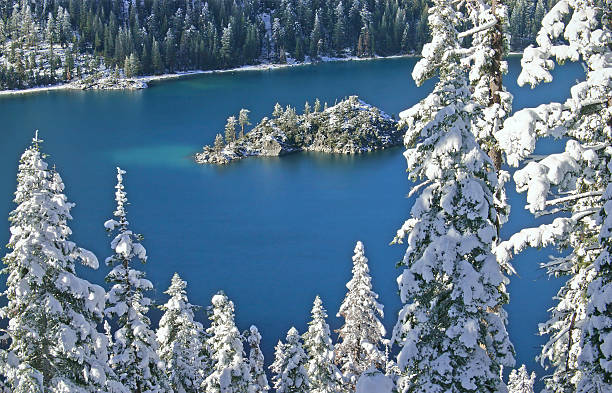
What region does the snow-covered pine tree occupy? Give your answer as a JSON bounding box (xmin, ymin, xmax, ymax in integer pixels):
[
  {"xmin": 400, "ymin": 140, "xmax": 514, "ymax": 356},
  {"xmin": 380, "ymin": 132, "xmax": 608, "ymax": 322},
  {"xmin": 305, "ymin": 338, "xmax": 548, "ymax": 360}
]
[
  {"xmin": 463, "ymin": 0, "xmax": 513, "ymax": 242},
  {"xmin": 202, "ymin": 291, "xmax": 252, "ymax": 393},
  {"xmin": 391, "ymin": 0, "xmax": 515, "ymax": 390},
  {"xmin": 0, "ymin": 134, "xmax": 125, "ymax": 393},
  {"xmin": 335, "ymin": 241, "xmax": 386, "ymax": 390},
  {"xmin": 578, "ymin": 182, "xmax": 612, "ymax": 393},
  {"xmin": 270, "ymin": 327, "xmax": 310, "ymax": 393},
  {"xmin": 157, "ymin": 273, "xmax": 205, "ymax": 393},
  {"xmin": 104, "ymin": 167, "xmax": 171, "ymax": 393},
  {"xmin": 508, "ymin": 365, "xmax": 536, "ymax": 393},
  {"xmin": 303, "ymin": 296, "xmax": 343, "ymax": 393},
  {"xmin": 494, "ymin": 1, "xmax": 611, "ymax": 391},
  {"xmin": 247, "ymin": 325, "xmax": 270, "ymax": 393}
]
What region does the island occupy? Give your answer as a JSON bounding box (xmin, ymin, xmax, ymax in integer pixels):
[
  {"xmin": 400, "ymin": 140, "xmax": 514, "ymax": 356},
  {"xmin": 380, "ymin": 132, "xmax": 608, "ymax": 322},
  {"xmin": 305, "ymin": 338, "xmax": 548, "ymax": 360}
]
[{"xmin": 195, "ymin": 96, "xmax": 403, "ymax": 165}]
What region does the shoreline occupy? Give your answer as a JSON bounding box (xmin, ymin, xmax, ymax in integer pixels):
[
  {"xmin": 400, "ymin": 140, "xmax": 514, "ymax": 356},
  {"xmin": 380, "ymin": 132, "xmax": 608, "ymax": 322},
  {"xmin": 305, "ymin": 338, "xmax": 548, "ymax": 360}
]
[
  {"xmin": 0, "ymin": 54, "xmax": 416, "ymax": 97},
  {"xmin": 0, "ymin": 52, "xmax": 527, "ymax": 97}
]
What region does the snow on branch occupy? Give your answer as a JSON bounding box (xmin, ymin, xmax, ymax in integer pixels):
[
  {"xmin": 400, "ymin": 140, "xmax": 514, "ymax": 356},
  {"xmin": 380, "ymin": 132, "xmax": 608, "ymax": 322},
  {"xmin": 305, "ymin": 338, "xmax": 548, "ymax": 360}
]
[
  {"xmin": 458, "ymin": 19, "xmax": 498, "ymax": 39},
  {"xmin": 495, "ymin": 211, "xmax": 596, "ymax": 266},
  {"xmin": 545, "ymin": 191, "xmax": 604, "ymax": 207}
]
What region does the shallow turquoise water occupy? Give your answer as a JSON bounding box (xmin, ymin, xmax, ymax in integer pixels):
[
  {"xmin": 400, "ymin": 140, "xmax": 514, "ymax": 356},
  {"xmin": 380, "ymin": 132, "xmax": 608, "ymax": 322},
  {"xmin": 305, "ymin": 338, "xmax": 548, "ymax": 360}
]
[{"xmin": 0, "ymin": 57, "xmax": 583, "ymax": 386}]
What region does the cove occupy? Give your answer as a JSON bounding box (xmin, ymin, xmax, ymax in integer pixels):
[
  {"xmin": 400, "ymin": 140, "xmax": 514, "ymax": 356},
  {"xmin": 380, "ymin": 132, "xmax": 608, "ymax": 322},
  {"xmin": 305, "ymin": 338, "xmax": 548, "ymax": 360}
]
[{"xmin": 0, "ymin": 56, "xmax": 584, "ymax": 387}]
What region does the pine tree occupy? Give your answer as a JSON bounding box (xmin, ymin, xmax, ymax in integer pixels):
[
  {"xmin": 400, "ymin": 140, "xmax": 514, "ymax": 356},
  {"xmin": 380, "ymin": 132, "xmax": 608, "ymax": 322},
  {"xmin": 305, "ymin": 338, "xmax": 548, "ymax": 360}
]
[
  {"xmin": 508, "ymin": 365, "xmax": 535, "ymax": 393},
  {"xmin": 220, "ymin": 23, "xmax": 233, "ymax": 66},
  {"xmin": 270, "ymin": 327, "xmax": 310, "ymax": 393},
  {"xmin": 157, "ymin": 273, "xmax": 204, "ymax": 393},
  {"xmin": 152, "ymin": 39, "xmax": 164, "ymax": 75},
  {"xmin": 273, "ymin": 103, "xmax": 284, "ymax": 118},
  {"xmin": 0, "ymin": 133, "xmax": 125, "ymax": 393},
  {"xmin": 203, "ymin": 291, "xmax": 252, "ymax": 393},
  {"xmin": 104, "ymin": 167, "xmax": 170, "ymax": 393},
  {"xmin": 309, "ymin": 10, "xmax": 323, "ymax": 58},
  {"xmin": 225, "ymin": 115, "xmax": 237, "ymax": 144},
  {"xmin": 214, "ymin": 133, "xmax": 225, "ymax": 152},
  {"xmin": 238, "ymin": 109, "xmax": 251, "ymax": 138},
  {"xmin": 333, "ymin": 3, "xmax": 347, "ymax": 53},
  {"xmin": 579, "ymin": 184, "xmax": 612, "ymax": 392},
  {"xmin": 494, "ymin": 1, "xmax": 611, "ymax": 391},
  {"xmin": 335, "ymin": 241, "xmax": 386, "ymax": 390},
  {"xmin": 391, "ymin": 0, "xmax": 515, "ymax": 390},
  {"xmin": 303, "ymin": 296, "xmax": 343, "ymax": 393},
  {"xmin": 247, "ymin": 325, "xmax": 270, "ymax": 393}
]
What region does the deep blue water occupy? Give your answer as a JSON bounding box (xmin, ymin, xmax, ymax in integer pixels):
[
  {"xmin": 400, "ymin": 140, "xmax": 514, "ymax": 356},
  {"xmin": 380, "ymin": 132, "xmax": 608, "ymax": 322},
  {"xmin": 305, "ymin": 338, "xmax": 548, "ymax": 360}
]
[{"xmin": 0, "ymin": 57, "xmax": 584, "ymax": 387}]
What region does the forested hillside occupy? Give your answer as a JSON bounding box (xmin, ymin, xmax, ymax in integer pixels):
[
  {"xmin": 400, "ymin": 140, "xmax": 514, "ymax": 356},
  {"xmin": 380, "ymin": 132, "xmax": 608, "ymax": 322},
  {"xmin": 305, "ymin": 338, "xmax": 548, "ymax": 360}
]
[{"xmin": 0, "ymin": 0, "xmax": 550, "ymax": 90}]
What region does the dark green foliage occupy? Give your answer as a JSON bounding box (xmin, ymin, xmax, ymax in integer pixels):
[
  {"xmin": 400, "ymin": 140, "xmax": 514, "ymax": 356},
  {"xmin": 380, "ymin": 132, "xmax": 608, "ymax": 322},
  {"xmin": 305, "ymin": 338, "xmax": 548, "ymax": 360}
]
[{"xmin": 0, "ymin": 0, "xmax": 545, "ymax": 90}]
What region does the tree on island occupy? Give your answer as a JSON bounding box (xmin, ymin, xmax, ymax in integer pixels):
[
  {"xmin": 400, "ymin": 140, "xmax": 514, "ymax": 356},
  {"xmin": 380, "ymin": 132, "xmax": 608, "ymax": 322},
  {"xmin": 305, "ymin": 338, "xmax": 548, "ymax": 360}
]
[
  {"xmin": 273, "ymin": 103, "xmax": 284, "ymax": 118},
  {"xmin": 0, "ymin": 134, "xmax": 125, "ymax": 392},
  {"xmin": 225, "ymin": 116, "xmax": 237, "ymax": 144},
  {"xmin": 214, "ymin": 134, "xmax": 225, "ymax": 152},
  {"xmin": 157, "ymin": 273, "xmax": 205, "ymax": 393},
  {"xmin": 104, "ymin": 167, "xmax": 170, "ymax": 393},
  {"xmin": 335, "ymin": 241, "xmax": 386, "ymax": 391},
  {"xmin": 239, "ymin": 109, "xmax": 251, "ymax": 138},
  {"xmin": 270, "ymin": 327, "xmax": 310, "ymax": 393},
  {"xmin": 303, "ymin": 296, "xmax": 343, "ymax": 393},
  {"xmin": 304, "ymin": 101, "xmax": 311, "ymax": 116}
]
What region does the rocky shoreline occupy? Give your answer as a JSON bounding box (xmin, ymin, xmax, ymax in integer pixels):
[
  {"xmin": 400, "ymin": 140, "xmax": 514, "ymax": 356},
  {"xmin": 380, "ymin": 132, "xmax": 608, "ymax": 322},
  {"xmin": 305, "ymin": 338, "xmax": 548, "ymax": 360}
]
[{"xmin": 195, "ymin": 96, "xmax": 403, "ymax": 165}]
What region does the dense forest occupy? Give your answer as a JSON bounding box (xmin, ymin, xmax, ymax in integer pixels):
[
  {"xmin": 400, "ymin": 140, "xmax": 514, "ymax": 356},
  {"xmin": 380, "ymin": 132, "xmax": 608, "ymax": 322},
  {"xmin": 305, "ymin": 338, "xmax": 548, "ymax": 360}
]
[{"xmin": 0, "ymin": 0, "xmax": 552, "ymax": 89}]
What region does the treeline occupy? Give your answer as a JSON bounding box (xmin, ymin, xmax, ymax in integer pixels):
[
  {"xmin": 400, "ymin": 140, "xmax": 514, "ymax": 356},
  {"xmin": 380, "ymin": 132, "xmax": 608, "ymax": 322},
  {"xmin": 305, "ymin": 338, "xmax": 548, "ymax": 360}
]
[{"xmin": 0, "ymin": 0, "xmax": 550, "ymax": 89}]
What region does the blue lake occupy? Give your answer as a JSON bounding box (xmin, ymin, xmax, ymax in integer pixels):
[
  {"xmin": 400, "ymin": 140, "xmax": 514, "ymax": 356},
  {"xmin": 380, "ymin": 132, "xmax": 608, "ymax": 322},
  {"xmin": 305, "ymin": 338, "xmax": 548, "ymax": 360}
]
[{"xmin": 0, "ymin": 56, "xmax": 584, "ymax": 387}]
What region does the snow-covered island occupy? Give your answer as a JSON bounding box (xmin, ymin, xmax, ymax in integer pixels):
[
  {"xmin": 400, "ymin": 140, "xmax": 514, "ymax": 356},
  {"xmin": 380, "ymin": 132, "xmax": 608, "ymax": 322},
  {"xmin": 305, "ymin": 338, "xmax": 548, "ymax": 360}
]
[{"xmin": 195, "ymin": 95, "xmax": 403, "ymax": 165}]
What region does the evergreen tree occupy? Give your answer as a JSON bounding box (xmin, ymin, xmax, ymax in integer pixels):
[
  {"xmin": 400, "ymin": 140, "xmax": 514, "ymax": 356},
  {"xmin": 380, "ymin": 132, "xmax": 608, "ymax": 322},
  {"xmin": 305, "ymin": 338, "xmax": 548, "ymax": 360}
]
[
  {"xmin": 309, "ymin": 10, "xmax": 323, "ymax": 58},
  {"xmin": 391, "ymin": 0, "xmax": 515, "ymax": 390},
  {"xmin": 157, "ymin": 273, "xmax": 204, "ymax": 393},
  {"xmin": 270, "ymin": 327, "xmax": 310, "ymax": 393},
  {"xmin": 247, "ymin": 325, "xmax": 270, "ymax": 393},
  {"xmin": 335, "ymin": 241, "xmax": 386, "ymax": 390},
  {"xmin": 203, "ymin": 291, "xmax": 252, "ymax": 393},
  {"xmin": 104, "ymin": 167, "xmax": 170, "ymax": 393},
  {"xmin": 303, "ymin": 296, "xmax": 343, "ymax": 393},
  {"xmin": 214, "ymin": 134, "xmax": 225, "ymax": 152},
  {"xmin": 239, "ymin": 109, "xmax": 251, "ymax": 138},
  {"xmin": 494, "ymin": 1, "xmax": 611, "ymax": 391},
  {"xmin": 0, "ymin": 134, "xmax": 125, "ymax": 393},
  {"xmin": 220, "ymin": 23, "xmax": 233, "ymax": 66},
  {"xmin": 579, "ymin": 183, "xmax": 612, "ymax": 393},
  {"xmin": 508, "ymin": 365, "xmax": 535, "ymax": 393},
  {"xmin": 333, "ymin": 3, "xmax": 347, "ymax": 53},
  {"xmin": 152, "ymin": 39, "xmax": 164, "ymax": 75},
  {"xmin": 225, "ymin": 115, "xmax": 238, "ymax": 144},
  {"xmin": 273, "ymin": 103, "xmax": 284, "ymax": 118}
]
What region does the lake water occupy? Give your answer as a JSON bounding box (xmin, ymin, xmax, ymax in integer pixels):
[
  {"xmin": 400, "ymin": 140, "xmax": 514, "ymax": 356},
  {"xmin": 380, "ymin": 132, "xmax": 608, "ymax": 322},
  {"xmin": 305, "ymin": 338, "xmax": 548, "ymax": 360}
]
[{"xmin": 0, "ymin": 57, "xmax": 584, "ymax": 387}]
